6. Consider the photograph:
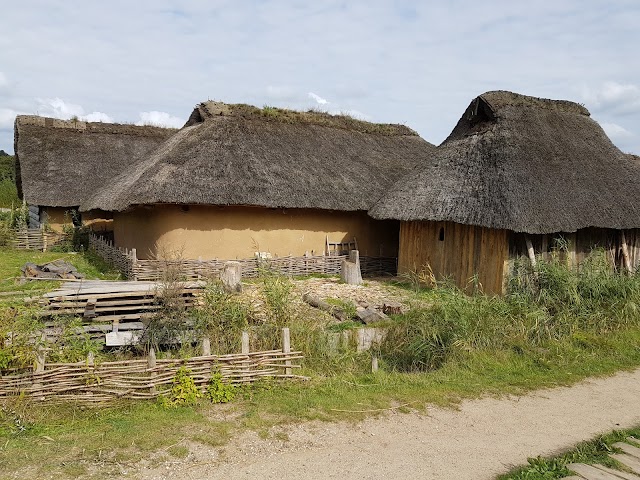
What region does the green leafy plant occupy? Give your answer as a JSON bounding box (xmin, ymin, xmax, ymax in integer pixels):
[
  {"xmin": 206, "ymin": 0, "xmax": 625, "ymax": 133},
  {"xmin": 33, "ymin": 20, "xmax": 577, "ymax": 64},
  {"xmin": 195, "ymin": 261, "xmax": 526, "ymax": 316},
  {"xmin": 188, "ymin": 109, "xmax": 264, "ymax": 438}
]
[
  {"xmin": 160, "ymin": 367, "xmax": 202, "ymax": 407},
  {"xmin": 206, "ymin": 373, "xmax": 236, "ymax": 403}
]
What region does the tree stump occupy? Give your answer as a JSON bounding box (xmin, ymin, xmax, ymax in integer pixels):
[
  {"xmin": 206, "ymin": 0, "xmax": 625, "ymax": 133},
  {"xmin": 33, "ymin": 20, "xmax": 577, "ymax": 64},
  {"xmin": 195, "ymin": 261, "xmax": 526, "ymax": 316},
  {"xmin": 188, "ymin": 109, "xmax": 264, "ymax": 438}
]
[
  {"xmin": 220, "ymin": 261, "xmax": 242, "ymax": 292},
  {"xmin": 341, "ymin": 250, "xmax": 363, "ymax": 285}
]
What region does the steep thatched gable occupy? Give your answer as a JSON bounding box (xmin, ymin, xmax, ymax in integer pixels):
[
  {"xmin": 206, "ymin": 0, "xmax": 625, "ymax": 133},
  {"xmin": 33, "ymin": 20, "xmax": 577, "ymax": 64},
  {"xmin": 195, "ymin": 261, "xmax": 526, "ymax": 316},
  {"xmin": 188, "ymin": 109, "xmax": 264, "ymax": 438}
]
[
  {"xmin": 82, "ymin": 102, "xmax": 435, "ymax": 212},
  {"xmin": 370, "ymin": 90, "xmax": 640, "ymax": 234},
  {"xmin": 14, "ymin": 116, "xmax": 176, "ymax": 207}
]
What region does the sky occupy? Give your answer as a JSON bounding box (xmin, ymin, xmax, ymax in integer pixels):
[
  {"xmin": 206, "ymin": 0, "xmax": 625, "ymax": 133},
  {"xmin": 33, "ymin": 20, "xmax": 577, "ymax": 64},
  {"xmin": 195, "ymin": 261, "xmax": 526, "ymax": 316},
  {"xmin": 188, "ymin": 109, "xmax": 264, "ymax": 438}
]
[{"xmin": 1, "ymin": 0, "xmax": 639, "ymax": 154}]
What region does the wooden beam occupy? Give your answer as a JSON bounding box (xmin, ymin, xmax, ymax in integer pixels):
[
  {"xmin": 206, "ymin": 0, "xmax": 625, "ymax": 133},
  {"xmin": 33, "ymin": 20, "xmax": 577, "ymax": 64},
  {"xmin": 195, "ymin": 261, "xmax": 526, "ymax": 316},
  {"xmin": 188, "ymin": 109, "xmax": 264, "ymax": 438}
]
[{"xmin": 621, "ymin": 230, "xmax": 634, "ymax": 274}]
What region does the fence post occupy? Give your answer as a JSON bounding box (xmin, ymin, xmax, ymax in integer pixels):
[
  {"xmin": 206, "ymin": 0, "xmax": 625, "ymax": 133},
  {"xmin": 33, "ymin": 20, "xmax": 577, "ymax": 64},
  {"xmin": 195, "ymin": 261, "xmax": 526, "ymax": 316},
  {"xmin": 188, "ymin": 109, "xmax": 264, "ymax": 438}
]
[
  {"xmin": 202, "ymin": 337, "xmax": 211, "ymax": 356},
  {"xmin": 282, "ymin": 327, "xmax": 291, "ymax": 376},
  {"xmin": 241, "ymin": 331, "xmax": 250, "ymax": 355},
  {"xmin": 148, "ymin": 347, "xmax": 157, "ymax": 395},
  {"xmin": 371, "ymin": 356, "xmax": 379, "ymax": 373},
  {"xmin": 41, "ymin": 225, "xmax": 48, "ymax": 252}
]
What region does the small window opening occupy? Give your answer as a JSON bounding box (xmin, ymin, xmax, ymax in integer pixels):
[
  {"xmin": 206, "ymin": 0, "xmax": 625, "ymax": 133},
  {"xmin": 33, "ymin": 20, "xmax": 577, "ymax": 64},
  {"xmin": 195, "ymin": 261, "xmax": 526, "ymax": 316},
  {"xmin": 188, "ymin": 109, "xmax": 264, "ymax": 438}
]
[{"xmin": 438, "ymin": 227, "xmax": 445, "ymax": 242}]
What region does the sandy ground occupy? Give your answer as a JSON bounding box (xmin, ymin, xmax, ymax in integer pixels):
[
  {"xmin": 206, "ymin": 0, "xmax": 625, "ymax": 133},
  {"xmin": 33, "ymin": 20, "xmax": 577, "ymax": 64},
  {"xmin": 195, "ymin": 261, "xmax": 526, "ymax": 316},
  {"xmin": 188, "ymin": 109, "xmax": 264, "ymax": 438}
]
[{"xmin": 135, "ymin": 368, "xmax": 640, "ymax": 480}]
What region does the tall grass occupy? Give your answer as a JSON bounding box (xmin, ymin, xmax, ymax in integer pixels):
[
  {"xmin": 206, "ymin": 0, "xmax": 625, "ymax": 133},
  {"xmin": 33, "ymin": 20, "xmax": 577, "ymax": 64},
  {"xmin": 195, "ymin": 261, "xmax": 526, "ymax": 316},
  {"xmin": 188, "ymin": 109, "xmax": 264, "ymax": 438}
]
[{"xmin": 376, "ymin": 250, "xmax": 640, "ymax": 372}]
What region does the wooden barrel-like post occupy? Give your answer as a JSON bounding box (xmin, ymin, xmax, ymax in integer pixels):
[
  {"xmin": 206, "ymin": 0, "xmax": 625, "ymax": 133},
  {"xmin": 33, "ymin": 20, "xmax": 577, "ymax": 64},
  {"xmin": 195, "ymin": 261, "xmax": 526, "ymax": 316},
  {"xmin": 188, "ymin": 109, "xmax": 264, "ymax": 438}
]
[
  {"xmin": 241, "ymin": 331, "xmax": 250, "ymax": 355},
  {"xmin": 341, "ymin": 250, "xmax": 363, "ymax": 285},
  {"xmin": 282, "ymin": 327, "xmax": 291, "ymax": 376}
]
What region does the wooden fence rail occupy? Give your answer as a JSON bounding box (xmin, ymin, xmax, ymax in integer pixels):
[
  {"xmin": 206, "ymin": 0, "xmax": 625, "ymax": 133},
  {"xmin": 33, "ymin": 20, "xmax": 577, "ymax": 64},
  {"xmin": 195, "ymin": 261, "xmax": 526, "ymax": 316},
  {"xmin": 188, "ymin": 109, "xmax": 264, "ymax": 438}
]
[{"xmin": 0, "ymin": 328, "xmax": 303, "ymax": 403}]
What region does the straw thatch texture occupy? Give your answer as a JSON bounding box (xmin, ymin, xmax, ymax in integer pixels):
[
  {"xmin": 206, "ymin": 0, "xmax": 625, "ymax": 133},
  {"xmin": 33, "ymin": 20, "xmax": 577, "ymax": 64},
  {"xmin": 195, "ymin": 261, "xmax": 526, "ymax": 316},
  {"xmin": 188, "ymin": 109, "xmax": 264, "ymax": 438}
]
[
  {"xmin": 82, "ymin": 102, "xmax": 435, "ymax": 212},
  {"xmin": 14, "ymin": 116, "xmax": 176, "ymax": 207},
  {"xmin": 370, "ymin": 91, "xmax": 640, "ymax": 234}
]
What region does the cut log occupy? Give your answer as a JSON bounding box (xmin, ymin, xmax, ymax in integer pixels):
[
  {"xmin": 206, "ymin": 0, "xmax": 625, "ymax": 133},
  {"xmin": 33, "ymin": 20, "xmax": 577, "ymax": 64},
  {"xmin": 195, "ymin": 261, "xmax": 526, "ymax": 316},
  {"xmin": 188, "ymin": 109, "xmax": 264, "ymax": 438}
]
[
  {"xmin": 302, "ymin": 293, "xmax": 350, "ymax": 321},
  {"xmin": 220, "ymin": 261, "xmax": 242, "ymax": 292},
  {"xmin": 356, "ymin": 306, "xmax": 388, "ymax": 325},
  {"xmin": 341, "ymin": 250, "xmax": 363, "ymax": 285},
  {"xmin": 382, "ymin": 302, "xmax": 402, "ymax": 315}
]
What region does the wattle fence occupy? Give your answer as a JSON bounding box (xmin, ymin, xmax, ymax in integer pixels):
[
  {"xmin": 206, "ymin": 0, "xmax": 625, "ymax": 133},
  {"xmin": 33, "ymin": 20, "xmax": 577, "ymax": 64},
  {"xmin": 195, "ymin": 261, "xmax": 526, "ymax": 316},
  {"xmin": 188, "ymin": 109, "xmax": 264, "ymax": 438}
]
[
  {"xmin": 0, "ymin": 329, "xmax": 304, "ymax": 403},
  {"xmin": 88, "ymin": 233, "xmax": 397, "ymax": 280},
  {"xmin": 12, "ymin": 228, "xmax": 64, "ymax": 251}
]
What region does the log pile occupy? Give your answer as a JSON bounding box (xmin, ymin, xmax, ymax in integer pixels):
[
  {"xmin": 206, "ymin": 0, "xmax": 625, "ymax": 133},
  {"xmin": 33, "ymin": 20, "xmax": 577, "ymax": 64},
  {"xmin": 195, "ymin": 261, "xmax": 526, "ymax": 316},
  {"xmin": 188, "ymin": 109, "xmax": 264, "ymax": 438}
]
[{"xmin": 22, "ymin": 260, "xmax": 85, "ymax": 280}]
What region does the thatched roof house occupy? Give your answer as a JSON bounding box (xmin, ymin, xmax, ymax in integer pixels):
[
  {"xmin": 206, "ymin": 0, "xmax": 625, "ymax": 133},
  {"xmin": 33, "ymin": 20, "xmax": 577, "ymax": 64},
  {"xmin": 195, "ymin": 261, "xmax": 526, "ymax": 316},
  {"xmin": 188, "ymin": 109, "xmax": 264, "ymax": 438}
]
[
  {"xmin": 14, "ymin": 116, "xmax": 176, "ymax": 229},
  {"xmin": 83, "ymin": 102, "xmax": 436, "ymax": 260},
  {"xmin": 370, "ymin": 90, "xmax": 640, "ymax": 293}
]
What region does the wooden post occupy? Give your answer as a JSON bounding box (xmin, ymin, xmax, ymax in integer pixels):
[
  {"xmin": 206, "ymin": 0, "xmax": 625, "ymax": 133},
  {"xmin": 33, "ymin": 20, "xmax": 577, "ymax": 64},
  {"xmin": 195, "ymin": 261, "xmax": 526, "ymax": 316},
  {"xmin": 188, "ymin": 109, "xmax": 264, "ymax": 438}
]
[
  {"xmin": 241, "ymin": 331, "xmax": 250, "ymax": 355},
  {"xmin": 341, "ymin": 250, "xmax": 363, "ymax": 285},
  {"xmin": 148, "ymin": 347, "xmax": 157, "ymax": 395},
  {"xmin": 621, "ymin": 230, "xmax": 634, "ymax": 274},
  {"xmin": 525, "ymin": 235, "xmax": 537, "ymax": 268},
  {"xmin": 42, "ymin": 225, "xmax": 48, "ymax": 252},
  {"xmin": 282, "ymin": 327, "xmax": 291, "ymax": 376},
  {"xmin": 221, "ymin": 261, "xmax": 242, "ymax": 292},
  {"xmin": 371, "ymin": 356, "xmax": 379, "ymax": 373},
  {"xmin": 202, "ymin": 337, "xmax": 211, "ymax": 356}
]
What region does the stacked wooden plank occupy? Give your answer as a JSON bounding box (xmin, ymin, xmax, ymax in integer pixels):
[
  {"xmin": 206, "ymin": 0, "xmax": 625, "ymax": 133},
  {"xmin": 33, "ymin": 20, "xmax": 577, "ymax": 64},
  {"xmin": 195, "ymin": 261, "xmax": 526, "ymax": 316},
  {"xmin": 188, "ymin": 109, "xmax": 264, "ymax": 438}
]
[{"xmin": 34, "ymin": 280, "xmax": 205, "ymax": 345}]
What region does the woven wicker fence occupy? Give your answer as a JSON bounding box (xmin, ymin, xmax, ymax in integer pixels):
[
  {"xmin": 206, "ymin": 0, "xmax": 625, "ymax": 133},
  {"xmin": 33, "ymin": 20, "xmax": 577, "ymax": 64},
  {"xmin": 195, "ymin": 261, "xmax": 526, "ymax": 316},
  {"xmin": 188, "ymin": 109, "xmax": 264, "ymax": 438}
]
[
  {"xmin": 89, "ymin": 233, "xmax": 398, "ymax": 280},
  {"xmin": 0, "ymin": 329, "xmax": 303, "ymax": 403},
  {"xmin": 88, "ymin": 233, "xmax": 136, "ymax": 279},
  {"xmin": 12, "ymin": 228, "xmax": 64, "ymax": 251}
]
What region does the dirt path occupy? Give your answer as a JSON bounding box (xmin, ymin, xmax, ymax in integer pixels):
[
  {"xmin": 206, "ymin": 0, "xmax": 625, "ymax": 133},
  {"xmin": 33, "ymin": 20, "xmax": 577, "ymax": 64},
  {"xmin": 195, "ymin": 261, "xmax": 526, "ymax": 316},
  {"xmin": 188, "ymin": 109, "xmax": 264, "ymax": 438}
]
[{"xmin": 137, "ymin": 368, "xmax": 640, "ymax": 480}]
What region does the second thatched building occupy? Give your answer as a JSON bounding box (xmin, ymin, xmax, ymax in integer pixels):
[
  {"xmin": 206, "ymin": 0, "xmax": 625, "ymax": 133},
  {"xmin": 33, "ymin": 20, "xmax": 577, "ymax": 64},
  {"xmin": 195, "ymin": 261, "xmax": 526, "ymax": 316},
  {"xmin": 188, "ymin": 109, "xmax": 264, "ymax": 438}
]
[{"xmin": 370, "ymin": 91, "xmax": 640, "ymax": 294}]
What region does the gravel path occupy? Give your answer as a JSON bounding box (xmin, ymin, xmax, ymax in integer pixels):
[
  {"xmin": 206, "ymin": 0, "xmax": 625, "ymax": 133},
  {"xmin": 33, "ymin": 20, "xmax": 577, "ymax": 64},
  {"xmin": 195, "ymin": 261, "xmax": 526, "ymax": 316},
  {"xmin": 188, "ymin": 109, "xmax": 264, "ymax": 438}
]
[{"xmin": 137, "ymin": 368, "xmax": 640, "ymax": 480}]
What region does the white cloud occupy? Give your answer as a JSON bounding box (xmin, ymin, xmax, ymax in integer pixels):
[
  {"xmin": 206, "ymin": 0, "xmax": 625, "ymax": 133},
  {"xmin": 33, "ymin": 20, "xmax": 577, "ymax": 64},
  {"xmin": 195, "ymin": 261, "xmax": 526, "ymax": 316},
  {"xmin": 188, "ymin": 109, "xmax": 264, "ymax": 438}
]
[
  {"xmin": 83, "ymin": 111, "xmax": 114, "ymax": 123},
  {"xmin": 600, "ymin": 122, "xmax": 634, "ymax": 139},
  {"xmin": 581, "ymin": 82, "xmax": 640, "ymax": 115},
  {"xmin": 35, "ymin": 97, "xmax": 112, "ymax": 123},
  {"xmin": 136, "ymin": 111, "xmax": 185, "ymax": 128},
  {"xmin": 0, "ymin": 108, "xmax": 24, "ymax": 129},
  {"xmin": 308, "ymin": 92, "xmax": 329, "ymax": 105}
]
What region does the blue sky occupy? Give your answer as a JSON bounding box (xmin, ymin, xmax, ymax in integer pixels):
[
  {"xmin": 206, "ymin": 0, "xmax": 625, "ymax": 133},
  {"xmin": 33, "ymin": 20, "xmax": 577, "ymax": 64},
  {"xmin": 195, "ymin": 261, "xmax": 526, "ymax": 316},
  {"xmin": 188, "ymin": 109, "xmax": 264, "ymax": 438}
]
[{"xmin": 1, "ymin": 0, "xmax": 639, "ymax": 154}]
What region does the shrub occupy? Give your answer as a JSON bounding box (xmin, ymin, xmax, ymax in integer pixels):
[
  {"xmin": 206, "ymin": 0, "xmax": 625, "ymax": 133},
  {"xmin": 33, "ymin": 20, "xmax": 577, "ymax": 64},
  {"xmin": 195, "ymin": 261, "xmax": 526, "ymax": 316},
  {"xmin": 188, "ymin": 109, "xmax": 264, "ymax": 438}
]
[
  {"xmin": 160, "ymin": 367, "xmax": 202, "ymax": 407},
  {"xmin": 206, "ymin": 373, "xmax": 236, "ymax": 403}
]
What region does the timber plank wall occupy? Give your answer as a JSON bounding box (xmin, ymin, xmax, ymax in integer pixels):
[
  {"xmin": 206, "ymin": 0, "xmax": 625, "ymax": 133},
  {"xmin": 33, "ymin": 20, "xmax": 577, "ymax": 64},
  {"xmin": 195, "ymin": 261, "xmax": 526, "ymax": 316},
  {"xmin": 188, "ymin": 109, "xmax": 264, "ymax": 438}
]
[{"xmin": 398, "ymin": 221, "xmax": 509, "ymax": 295}]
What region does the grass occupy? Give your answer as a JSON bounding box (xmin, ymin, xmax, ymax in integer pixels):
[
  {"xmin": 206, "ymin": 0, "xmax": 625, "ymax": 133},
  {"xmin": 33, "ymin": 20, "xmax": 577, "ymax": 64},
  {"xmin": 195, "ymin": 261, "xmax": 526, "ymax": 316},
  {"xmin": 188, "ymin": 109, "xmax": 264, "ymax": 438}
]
[
  {"xmin": 499, "ymin": 426, "xmax": 640, "ymax": 479},
  {"xmin": 0, "ymin": 247, "xmax": 120, "ymax": 294},
  {"xmin": 2, "ymin": 248, "xmax": 640, "ymax": 476}
]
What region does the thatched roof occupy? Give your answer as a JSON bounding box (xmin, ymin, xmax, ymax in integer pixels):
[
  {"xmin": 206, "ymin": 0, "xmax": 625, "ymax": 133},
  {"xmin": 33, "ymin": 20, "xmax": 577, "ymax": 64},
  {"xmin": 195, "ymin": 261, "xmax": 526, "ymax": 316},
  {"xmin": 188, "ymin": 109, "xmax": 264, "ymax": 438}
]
[
  {"xmin": 82, "ymin": 101, "xmax": 435, "ymax": 212},
  {"xmin": 370, "ymin": 90, "xmax": 640, "ymax": 234},
  {"xmin": 14, "ymin": 116, "xmax": 176, "ymax": 207}
]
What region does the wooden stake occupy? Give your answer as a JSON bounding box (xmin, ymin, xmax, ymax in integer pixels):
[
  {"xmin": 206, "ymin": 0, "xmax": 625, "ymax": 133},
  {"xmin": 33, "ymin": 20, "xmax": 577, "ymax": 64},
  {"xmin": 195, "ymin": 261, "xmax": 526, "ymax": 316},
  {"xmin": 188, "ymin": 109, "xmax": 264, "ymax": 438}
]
[
  {"xmin": 371, "ymin": 356, "xmax": 379, "ymax": 373},
  {"xmin": 148, "ymin": 347, "xmax": 157, "ymax": 395},
  {"xmin": 282, "ymin": 328, "xmax": 292, "ymax": 375},
  {"xmin": 621, "ymin": 230, "xmax": 634, "ymax": 274},
  {"xmin": 241, "ymin": 331, "xmax": 250, "ymax": 355},
  {"xmin": 525, "ymin": 235, "xmax": 537, "ymax": 268},
  {"xmin": 202, "ymin": 337, "xmax": 211, "ymax": 356}
]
